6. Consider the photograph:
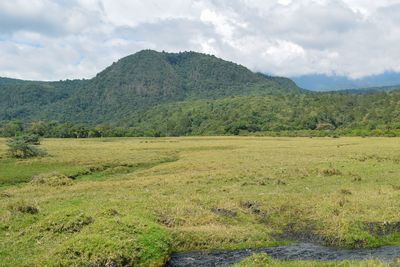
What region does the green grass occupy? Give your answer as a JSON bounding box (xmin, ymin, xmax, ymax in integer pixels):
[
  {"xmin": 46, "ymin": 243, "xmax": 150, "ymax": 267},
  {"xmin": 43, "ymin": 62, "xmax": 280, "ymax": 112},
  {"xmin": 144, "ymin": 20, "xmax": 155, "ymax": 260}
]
[
  {"xmin": 234, "ymin": 253, "xmax": 393, "ymax": 266},
  {"xmin": 1, "ymin": 137, "xmax": 400, "ymax": 266},
  {"xmin": 0, "ymin": 159, "xmax": 86, "ymax": 186}
]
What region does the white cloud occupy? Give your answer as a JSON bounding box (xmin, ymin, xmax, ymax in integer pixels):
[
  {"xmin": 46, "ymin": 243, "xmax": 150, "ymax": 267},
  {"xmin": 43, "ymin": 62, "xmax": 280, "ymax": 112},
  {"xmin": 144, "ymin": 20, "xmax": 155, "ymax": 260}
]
[
  {"xmin": 0, "ymin": 0, "xmax": 400, "ymax": 80},
  {"xmin": 101, "ymin": 0, "xmax": 204, "ymax": 26},
  {"xmin": 263, "ymin": 40, "xmax": 306, "ymax": 64},
  {"xmin": 200, "ymin": 9, "xmax": 234, "ymax": 40}
]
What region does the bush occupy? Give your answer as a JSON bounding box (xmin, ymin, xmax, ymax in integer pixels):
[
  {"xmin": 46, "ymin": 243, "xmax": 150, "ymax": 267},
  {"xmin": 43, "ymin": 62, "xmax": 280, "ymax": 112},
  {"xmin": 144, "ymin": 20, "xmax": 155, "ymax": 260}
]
[
  {"xmin": 21, "ymin": 134, "xmax": 41, "ymax": 145},
  {"xmin": 7, "ymin": 135, "xmax": 47, "ymax": 158},
  {"xmin": 316, "ymin": 122, "xmax": 336, "ymax": 131}
]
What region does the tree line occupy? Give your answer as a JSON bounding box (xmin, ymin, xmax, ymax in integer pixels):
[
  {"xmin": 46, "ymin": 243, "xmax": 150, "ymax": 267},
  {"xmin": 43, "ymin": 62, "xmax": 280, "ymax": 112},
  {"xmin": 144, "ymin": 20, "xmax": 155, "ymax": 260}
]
[{"xmin": 1, "ymin": 119, "xmax": 399, "ymax": 138}]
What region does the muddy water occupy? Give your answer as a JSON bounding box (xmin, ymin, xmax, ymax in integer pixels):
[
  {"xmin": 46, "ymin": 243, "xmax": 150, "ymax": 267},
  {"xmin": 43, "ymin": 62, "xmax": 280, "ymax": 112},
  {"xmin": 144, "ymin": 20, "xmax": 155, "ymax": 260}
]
[{"xmin": 166, "ymin": 243, "xmax": 400, "ymax": 267}]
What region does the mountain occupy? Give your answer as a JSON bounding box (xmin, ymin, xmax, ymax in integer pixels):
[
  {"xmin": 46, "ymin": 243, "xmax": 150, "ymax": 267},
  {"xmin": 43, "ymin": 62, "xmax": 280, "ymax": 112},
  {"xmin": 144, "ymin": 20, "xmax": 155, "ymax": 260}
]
[
  {"xmin": 292, "ymin": 72, "xmax": 400, "ymax": 91},
  {"xmin": 338, "ymin": 85, "xmax": 400, "ymax": 94},
  {"xmin": 0, "ymin": 50, "xmax": 302, "ymax": 124},
  {"xmin": 1, "ymin": 50, "xmax": 400, "ymax": 137}
]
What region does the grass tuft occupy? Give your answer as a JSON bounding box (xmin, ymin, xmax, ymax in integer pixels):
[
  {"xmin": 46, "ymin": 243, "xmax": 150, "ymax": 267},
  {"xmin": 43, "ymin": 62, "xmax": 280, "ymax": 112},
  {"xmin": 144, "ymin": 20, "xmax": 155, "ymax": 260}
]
[
  {"xmin": 31, "ymin": 172, "xmax": 73, "ymax": 187},
  {"xmin": 43, "ymin": 213, "xmax": 94, "ymax": 234},
  {"xmin": 8, "ymin": 200, "xmax": 39, "ymax": 214},
  {"xmin": 320, "ymin": 168, "xmax": 342, "ymax": 176}
]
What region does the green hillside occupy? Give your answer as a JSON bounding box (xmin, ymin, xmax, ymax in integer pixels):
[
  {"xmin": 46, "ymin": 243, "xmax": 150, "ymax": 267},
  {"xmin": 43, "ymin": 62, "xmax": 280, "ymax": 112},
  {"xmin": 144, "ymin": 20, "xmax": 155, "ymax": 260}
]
[
  {"xmin": 0, "ymin": 50, "xmax": 400, "ymax": 137},
  {"xmin": 0, "ymin": 50, "xmax": 301, "ymax": 123},
  {"xmin": 128, "ymin": 91, "xmax": 400, "ymax": 136}
]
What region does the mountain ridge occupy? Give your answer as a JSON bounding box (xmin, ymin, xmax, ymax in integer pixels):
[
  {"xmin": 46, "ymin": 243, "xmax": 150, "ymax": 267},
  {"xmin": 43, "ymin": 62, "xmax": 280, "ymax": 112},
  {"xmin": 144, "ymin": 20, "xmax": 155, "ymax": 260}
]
[
  {"xmin": 0, "ymin": 50, "xmax": 303, "ymax": 124},
  {"xmin": 292, "ymin": 72, "xmax": 400, "ymax": 91},
  {"xmin": 1, "ymin": 50, "xmax": 400, "ymax": 137}
]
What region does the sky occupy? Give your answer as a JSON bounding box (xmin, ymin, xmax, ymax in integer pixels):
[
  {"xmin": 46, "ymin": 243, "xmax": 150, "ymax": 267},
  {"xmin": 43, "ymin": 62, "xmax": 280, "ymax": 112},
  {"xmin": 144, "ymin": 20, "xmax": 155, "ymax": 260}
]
[{"xmin": 1, "ymin": 0, "xmax": 400, "ymax": 81}]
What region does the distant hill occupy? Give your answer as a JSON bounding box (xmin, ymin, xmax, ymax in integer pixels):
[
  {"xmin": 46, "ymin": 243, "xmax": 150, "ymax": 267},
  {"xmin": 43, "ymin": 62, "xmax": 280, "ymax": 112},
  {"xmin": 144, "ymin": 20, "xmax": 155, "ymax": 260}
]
[
  {"xmin": 1, "ymin": 50, "xmax": 400, "ymax": 137},
  {"xmin": 292, "ymin": 72, "xmax": 400, "ymax": 91},
  {"xmin": 337, "ymin": 85, "xmax": 400, "ymax": 94}
]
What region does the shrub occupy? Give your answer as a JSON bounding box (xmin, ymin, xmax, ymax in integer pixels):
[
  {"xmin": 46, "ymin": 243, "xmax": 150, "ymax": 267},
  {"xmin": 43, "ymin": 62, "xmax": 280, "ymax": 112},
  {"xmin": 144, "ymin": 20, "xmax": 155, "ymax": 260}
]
[
  {"xmin": 316, "ymin": 122, "xmax": 336, "ymax": 131},
  {"xmin": 21, "ymin": 134, "xmax": 41, "ymax": 145},
  {"xmin": 7, "ymin": 135, "xmax": 46, "ymax": 158}
]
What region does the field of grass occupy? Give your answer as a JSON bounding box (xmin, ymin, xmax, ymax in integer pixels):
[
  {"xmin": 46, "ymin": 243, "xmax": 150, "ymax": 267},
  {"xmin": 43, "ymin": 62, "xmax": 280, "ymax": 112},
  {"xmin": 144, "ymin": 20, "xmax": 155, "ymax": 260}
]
[
  {"xmin": 234, "ymin": 253, "xmax": 397, "ymax": 266},
  {"xmin": 1, "ymin": 137, "xmax": 400, "ymax": 266}
]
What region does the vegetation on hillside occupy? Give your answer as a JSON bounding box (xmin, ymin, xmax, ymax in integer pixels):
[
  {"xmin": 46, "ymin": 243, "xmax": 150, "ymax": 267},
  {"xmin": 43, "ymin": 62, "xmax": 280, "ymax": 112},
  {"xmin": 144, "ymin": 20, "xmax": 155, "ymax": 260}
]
[
  {"xmin": 0, "ymin": 50, "xmax": 301, "ymax": 124},
  {"xmin": 0, "ymin": 50, "xmax": 399, "ymax": 137},
  {"xmin": 1, "ymin": 89, "xmax": 400, "ymax": 137}
]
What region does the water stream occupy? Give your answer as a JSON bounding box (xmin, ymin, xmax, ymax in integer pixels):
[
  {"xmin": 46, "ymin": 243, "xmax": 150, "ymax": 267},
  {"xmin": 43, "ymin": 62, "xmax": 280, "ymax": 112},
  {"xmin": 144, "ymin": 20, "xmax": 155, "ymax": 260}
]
[{"xmin": 166, "ymin": 242, "xmax": 400, "ymax": 266}]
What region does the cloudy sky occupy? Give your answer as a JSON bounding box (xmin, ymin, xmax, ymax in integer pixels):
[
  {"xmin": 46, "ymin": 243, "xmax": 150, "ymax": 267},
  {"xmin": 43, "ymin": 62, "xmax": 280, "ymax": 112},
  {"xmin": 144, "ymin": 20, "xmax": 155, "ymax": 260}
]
[{"xmin": 1, "ymin": 0, "xmax": 400, "ymax": 81}]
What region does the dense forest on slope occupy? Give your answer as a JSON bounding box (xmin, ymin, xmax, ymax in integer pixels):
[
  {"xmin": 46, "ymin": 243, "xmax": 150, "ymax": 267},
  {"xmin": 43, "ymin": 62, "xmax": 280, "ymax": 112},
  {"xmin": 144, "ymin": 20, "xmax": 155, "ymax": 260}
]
[{"xmin": 0, "ymin": 50, "xmax": 400, "ymax": 137}]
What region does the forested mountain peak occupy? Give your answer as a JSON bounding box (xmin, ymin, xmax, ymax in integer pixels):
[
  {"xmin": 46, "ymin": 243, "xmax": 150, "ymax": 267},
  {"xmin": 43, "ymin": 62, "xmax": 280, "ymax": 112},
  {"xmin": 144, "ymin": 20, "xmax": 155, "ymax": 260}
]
[
  {"xmin": 2, "ymin": 50, "xmax": 400, "ymax": 138},
  {"xmin": 0, "ymin": 50, "xmax": 303, "ymax": 124},
  {"xmin": 92, "ymin": 49, "xmax": 302, "ymax": 98}
]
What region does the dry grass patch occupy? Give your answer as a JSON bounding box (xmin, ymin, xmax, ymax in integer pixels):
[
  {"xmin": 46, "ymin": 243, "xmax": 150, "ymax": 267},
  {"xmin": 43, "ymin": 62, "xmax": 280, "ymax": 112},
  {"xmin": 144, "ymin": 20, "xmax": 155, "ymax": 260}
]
[{"xmin": 31, "ymin": 172, "xmax": 73, "ymax": 187}]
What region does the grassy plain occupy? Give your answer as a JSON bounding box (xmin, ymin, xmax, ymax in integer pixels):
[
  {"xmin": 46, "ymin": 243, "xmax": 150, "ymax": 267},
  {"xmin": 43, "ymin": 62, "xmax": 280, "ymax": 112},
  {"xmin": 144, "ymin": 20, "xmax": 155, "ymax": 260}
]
[
  {"xmin": 234, "ymin": 253, "xmax": 398, "ymax": 267},
  {"xmin": 0, "ymin": 137, "xmax": 399, "ymax": 266}
]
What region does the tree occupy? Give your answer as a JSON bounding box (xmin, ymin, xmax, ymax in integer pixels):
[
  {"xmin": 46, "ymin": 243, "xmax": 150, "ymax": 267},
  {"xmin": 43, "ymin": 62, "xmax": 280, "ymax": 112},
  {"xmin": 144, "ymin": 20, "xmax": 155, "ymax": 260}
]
[
  {"xmin": 7, "ymin": 135, "xmax": 47, "ymax": 158},
  {"xmin": 21, "ymin": 134, "xmax": 41, "ymax": 145},
  {"xmin": 0, "ymin": 121, "xmax": 23, "ymax": 137},
  {"xmin": 28, "ymin": 121, "xmax": 48, "ymax": 136}
]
